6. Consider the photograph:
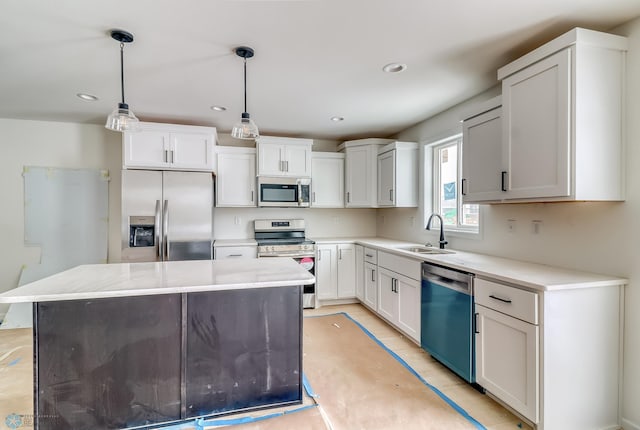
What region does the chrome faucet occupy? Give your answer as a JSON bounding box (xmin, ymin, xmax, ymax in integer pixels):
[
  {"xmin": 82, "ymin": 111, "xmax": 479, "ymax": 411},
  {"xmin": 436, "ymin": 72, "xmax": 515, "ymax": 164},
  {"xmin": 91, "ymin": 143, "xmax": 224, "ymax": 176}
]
[{"xmin": 426, "ymin": 213, "xmax": 448, "ymax": 249}]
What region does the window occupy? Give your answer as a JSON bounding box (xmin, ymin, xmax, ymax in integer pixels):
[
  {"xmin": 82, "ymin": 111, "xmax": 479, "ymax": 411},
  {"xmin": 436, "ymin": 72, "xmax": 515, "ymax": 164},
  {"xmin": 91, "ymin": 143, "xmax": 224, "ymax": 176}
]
[{"xmin": 430, "ymin": 135, "xmax": 479, "ymax": 233}]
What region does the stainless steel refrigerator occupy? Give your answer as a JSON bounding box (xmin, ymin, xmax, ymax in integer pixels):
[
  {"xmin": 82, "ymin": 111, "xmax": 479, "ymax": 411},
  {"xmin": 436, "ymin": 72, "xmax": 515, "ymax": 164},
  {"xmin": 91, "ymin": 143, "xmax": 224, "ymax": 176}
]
[{"xmin": 121, "ymin": 170, "xmax": 214, "ymax": 262}]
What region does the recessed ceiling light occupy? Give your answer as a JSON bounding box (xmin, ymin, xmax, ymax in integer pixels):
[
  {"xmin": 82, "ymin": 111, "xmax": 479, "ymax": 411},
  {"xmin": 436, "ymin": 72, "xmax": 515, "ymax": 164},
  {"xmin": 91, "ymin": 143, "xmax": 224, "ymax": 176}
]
[
  {"xmin": 77, "ymin": 93, "xmax": 98, "ymax": 101},
  {"xmin": 382, "ymin": 63, "xmax": 407, "ymax": 73},
  {"xmin": 331, "ymin": 116, "xmax": 344, "ymax": 122},
  {"xmin": 211, "ymin": 105, "xmax": 227, "ymax": 112}
]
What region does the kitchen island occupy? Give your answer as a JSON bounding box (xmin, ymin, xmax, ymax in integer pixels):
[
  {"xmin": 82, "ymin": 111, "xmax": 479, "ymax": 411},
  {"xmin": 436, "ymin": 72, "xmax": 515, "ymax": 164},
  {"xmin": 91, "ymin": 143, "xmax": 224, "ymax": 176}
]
[{"xmin": 0, "ymin": 258, "xmax": 314, "ymax": 430}]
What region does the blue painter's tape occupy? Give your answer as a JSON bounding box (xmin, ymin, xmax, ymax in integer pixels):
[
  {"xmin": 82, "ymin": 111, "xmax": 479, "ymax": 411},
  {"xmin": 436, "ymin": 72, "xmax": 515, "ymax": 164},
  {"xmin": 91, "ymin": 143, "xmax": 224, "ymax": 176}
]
[
  {"xmin": 198, "ymin": 404, "xmax": 316, "ymax": 427},
  {"xmin": 7, "ymin": 358, "xmax": 21, "ymax": 367},
  {"xmin": 306, "ymin": 312, "xmax": 487, "ymax": 430},
  {"xmin": 303, "ymin": 372, "xmax": 318, "ymax": 398}
]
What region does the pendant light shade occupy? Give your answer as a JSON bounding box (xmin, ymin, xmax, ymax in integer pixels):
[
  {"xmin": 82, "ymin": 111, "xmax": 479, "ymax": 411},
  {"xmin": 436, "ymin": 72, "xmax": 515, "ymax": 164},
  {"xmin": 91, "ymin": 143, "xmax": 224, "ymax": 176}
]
[
  {"xmin": 231, "ymin": 46, "xmax": 259, "ymax": 140},
  {"xmin": 105, "ymin": 30, "xmax": 139, "ymax": 132}
]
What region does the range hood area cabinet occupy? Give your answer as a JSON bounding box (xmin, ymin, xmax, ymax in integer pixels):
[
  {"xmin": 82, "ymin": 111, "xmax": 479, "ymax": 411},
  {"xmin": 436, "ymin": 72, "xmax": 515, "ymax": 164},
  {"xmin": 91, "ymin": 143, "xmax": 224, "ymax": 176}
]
[
  {"xmin": 470, "ymin": 27, "xmax": 627, "ymax": 204},
  {"xmin": 123, "ymin": 122, "xmax": 217, "ymax": 172},
  {"xmin": 256, "ymin": 136, "xmax": 313, "ymax": 177}
]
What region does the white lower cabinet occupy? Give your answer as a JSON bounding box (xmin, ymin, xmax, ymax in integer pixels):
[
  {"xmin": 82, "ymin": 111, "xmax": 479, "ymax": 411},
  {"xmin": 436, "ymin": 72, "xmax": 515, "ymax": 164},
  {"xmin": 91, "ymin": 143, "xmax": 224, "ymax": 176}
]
[
  {"xmin": 376, "ymin": 252, "xmax": 421, "ymax": 343},
  {"xmin": 354, "ymin": 245, "xmax": 364, "ymax": 301},
  {"xmin": 363, "ymin": 262, "xmax": 377, "ymax": 310},
  {"xmin": 475, "ymin": 304, "xmax": 539, "ymax": 423},
  {"xmin": 316, "ymin": 243, "xmax": 356, "ymax": 301},
  {"xmin": 475, "ymin": 277, "xmax": 622, "ymax": 430}
]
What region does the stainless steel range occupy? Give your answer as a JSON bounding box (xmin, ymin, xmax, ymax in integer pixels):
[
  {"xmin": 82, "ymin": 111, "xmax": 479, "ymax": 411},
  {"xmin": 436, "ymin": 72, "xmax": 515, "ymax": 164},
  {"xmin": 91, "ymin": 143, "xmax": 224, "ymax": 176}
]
[{"xmin": 255, "ymin": 219, "xmax": 316, "ymax": 308}]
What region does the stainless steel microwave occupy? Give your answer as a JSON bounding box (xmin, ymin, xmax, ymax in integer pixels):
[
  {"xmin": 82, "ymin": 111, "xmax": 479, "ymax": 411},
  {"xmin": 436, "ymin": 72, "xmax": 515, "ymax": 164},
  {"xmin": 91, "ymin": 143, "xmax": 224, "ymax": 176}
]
[{"xmin": 258, "ymin": 176, "xmax": 311, "ymax": 207}]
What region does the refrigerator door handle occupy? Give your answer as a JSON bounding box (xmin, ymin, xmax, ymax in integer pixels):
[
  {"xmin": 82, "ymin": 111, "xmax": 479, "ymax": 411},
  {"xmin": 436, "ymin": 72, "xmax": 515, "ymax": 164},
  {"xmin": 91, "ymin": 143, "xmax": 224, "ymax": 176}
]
[
  {"xmin": 155, "ymin": 200, "xmax": 162, "ymax": 259},
  {"xmin": 163, "ymin": 199, "xmax": 169, "ymax": 261}
]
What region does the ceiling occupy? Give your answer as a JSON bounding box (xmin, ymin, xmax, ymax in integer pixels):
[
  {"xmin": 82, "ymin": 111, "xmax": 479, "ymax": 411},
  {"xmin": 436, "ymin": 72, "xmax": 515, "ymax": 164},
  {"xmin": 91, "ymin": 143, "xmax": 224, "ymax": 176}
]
[{"xmin": 2, "ymin": 0, "xmax": 640, "ymax": 141}]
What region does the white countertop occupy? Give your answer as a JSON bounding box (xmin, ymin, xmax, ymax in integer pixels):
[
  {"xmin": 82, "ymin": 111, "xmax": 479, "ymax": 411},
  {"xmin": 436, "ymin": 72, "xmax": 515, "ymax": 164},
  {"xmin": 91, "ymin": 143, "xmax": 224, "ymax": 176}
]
[
  {"xmin": 0, "ymin": 258, "xmax": 315, "ymax": 303},
  {"xmin": 353, "ymin": 238, "xmax": 627, "ymax": 292},
  {"xmin": 213, "ymin": 239, "xmax": 258, "ymax": 247}
]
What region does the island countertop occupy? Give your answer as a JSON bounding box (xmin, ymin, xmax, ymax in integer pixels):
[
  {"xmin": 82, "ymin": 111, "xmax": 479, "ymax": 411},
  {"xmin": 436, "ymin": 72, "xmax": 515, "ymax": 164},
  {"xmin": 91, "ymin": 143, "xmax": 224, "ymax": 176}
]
[{"xmin": 0, "ymin": 257, "xmax": 315, "ymax": 303}]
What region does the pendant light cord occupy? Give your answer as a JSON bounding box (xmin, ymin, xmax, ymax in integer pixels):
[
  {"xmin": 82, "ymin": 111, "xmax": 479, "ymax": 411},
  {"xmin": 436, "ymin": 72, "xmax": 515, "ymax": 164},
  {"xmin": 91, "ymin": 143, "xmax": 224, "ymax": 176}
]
[
  {"xmin": 243, "ymin": 57, "xmax": 247, "ymax": 113},
  {"xmin": 120, "ymin": 42, "xmax": 125, "ymax": 105}
]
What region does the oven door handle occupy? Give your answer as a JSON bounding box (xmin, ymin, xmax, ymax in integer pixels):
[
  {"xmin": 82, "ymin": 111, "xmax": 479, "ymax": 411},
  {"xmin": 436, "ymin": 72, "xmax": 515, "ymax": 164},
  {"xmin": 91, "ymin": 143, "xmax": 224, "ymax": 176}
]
[{"xmin": 259, "ymin": 253, "xmax": 314, "ymax": 258}]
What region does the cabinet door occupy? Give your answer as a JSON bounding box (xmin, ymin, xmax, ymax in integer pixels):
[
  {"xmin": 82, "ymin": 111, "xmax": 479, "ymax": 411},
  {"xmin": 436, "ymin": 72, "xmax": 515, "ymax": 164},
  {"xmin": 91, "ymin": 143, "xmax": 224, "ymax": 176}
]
[
  {"xmin": 462, "ymin": 107, "xmax": 504, "ymax": 202},
  {"xmin": 311, "ymin": 156, "xmax": 344, "ymax": 208},
  {"xmin": 377, "ymin": 150, "xmax": 395, "ymax": 206},
  {"xmin": 502, "ymin": 48, "xmax": 571, "ymax": 200},
  {"xmin": 345, "ymin": 146, "xmax": 375, "ymax": 207},
  {"xmin": 316, "ymin": 245, "xmax": 337, "ymax": 300},
  {"xmin": 216, "ymin": 152, "xmax": 256, "ymax": 207},
  {"xmin": 337, "ymin": 244, "xmax": 355, "ymax": 298},
  {"xmin": 364, "ymin": 262, "xmax": 377, "ymax": 310},
  {"xmin": 476, "ymin": 304, "xmax": 539, "ymax": 423},
  {"xmin": 257, "ymin": 143, "xmax": 284, "ymax": 176},
  {"xmin": 397, "ymin": 275, "xmax": 420, "ymax": 342},
  {"xmin": 170, "ymin": 132, "xmax": 214, "ymax": 170},
  {"xmin": 355, "ymin": 245, "xmax": 364, "ymax": 301},
  {"xmin": 123, "ymin": 130, "xmax": 170, "ymax": 169},
  {"xmin": 285, "ymin": 145, "xmax": 311, "ymax": 176},
  {"xmin": 377, "ymin": 267, "xmax": 398, "ymax": 323}
]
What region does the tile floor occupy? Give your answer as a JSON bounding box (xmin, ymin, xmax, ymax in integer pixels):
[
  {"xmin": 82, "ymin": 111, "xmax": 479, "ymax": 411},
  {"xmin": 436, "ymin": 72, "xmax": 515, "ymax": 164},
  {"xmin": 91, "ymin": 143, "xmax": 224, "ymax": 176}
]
[{"xmin": 304, "ymin": 303, "xmax": 534, "ymax": 430}]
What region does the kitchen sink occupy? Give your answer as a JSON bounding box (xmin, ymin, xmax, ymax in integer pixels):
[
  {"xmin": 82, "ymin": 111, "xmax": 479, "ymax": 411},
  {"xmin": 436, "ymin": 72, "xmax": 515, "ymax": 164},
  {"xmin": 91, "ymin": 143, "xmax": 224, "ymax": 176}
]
[{"xmin": 397, "ymin": 246, "xmax": 455, "ymax": 255}]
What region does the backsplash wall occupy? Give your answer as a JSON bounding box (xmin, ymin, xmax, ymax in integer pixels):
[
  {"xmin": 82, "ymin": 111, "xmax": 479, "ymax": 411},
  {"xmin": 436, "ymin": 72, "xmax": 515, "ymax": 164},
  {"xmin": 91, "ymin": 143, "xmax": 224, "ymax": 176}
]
[{"xmin": 214, "ymin": 207, "xmax": 377, "ymax": 240}]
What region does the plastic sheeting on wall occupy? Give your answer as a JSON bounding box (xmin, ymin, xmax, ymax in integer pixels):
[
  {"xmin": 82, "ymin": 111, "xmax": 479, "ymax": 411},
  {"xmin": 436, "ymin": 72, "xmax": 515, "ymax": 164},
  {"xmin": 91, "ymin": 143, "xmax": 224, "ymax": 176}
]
[{"xmin": 1, "ymin": 167, "xmax": 109, "ymax": 329}]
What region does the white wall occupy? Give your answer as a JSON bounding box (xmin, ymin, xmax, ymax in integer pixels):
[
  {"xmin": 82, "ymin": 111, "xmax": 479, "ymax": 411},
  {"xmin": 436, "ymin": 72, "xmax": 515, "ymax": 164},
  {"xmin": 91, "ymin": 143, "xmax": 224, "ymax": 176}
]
[
  {"xmin": 380, "ymin": 18, "xmax": 640, "ymax": 429},
  {"xmin": 0, "ymin": 119, "xmax": 123, "ymax": 316},
  {"xmin": 214, "ymin": 207, "xmax": 376, "ymax": 240}
]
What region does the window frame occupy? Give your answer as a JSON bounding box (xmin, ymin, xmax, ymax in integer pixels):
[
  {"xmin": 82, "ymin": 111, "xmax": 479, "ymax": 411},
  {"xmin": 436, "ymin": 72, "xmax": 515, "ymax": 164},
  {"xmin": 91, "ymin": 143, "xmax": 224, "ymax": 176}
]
[{"xmin": 427, "ymin": 134, "xmax": 481, "ymax": 236}]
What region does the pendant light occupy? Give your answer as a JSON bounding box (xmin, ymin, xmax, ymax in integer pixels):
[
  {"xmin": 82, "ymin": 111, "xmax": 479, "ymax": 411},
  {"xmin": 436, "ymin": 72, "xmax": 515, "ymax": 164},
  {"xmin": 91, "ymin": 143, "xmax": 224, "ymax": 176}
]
[
  {"xmin": 231, "ymin": 46, "xmax": 259, "ymax": 140},
  {"xmin": 105, "ymin": 29, "xmax": 139, "ymax": 132}
]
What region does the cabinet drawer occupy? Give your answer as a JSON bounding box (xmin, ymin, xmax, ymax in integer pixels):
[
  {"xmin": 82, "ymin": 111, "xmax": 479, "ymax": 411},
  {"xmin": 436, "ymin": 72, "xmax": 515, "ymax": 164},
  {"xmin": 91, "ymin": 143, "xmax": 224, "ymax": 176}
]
[
  {"xmin": 214, "ymin": 246, "xmax": 257, "ymax": 259},
  {"xmin": 475, "ymin": 278, "xmax": 538, "ymax": 324},
  {"xmin": 363, "ymin": 247, "xmax": 377, "ymax": 264},
  {"xmin": 378, "ymin": 251, "xmax": 421, "ymax": 281}
]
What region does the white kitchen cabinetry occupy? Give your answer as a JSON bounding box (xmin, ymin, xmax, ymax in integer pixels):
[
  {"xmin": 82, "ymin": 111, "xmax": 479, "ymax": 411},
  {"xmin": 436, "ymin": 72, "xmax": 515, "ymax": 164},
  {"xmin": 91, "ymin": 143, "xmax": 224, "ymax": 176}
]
[
  {"xmin": 355, "ymin": 245, "xmax": 364, "ymax": 301},
  {"xmin": 213, "ymin": 245, "xmax": 257, "ymax": 259},
  {"xmin": 461, "ymin": 97, "xmax": 504, "ymax": 203},
  {"xmin": 215, "ymin": 147, "xmax": 256, "ymax": 207},
  {"xmin": 123, "ymin": 122, "xmax": 217, "ymax": 171},
  {"xmin": 363, "ymin": 248, "xmax": 378, "ymax": 311},
  {"xmin": 495, "ymin": 28, "xmax": 627, "ymax": 202},
  {"xmin": 377, "ymin": 142, "xmax": 418, "ymax": 207},
  {"xmin": 316, "ymin": 243, "xmax": 356, "ymax": 301},
  {"xmin": 311, "ymin": 152, "xmax": 344, "ymax": 208},
  {"xmin": 256, "ymin": 136, "xmax": 312, "ymax": 177},
  {"xmin": 376, "ymin": 251, "xmax": 421, "ymax": 342},
  {"xmin": 475, "ymin": 279, "xmax": 539, "ymax": 423},
  {"xmin": 475, "ymin": 277, "xmax": 622, "ymax": 429},
  {"xmin": 339, "ymin": 139, "xmax": 391, "ymax": 208}
]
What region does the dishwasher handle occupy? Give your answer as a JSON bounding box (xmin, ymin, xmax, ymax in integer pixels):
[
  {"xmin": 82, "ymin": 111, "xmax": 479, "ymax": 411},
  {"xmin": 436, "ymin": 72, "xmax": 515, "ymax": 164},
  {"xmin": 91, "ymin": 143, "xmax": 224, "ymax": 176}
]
[{"xmin": 422, "ymin": 273, "xmax": 472, "ymax": 295}]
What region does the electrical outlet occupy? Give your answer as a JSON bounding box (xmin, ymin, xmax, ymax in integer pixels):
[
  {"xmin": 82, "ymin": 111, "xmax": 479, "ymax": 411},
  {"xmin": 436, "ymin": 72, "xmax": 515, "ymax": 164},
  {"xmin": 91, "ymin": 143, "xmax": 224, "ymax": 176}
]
[
  {"xmin": 507, "ymin": 219, "xmax": 516, "ymax": 233},
  {"xmin": 532, "ymin": 220, "xmax": 542, "ymax": 234},
  {"xmin": 234, "ymin": 216, "xmax": 241, "ymax": 225},
  {"xmin": 410, "ymin": 216, "xmax": 415, "ymax": 226},
  {"xmin": 333, "ymin": 216, "xmax": 340, "ymax": 225}
]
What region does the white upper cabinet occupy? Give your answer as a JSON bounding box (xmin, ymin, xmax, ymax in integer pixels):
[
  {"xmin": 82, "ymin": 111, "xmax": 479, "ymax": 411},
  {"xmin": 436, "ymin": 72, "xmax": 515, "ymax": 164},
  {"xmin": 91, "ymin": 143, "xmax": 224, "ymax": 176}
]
[
  {"xmin": 256, "ymin": 136, "xmax": 313, "ymax": 177},
  {"xmin": 461, "ymin": 97, "xmax": 504, "ymax": 203},
  {"xmin": 496, "ymin": 27, "xmax": 628, "ymax": 202},
  {"xmin": 340, "ymin": 138, "xmax": 391, "ymax": 208},
  {"xmin": 377, "ymin": 142, "xmax": 418, "ymax": 207},
  {"xmin": 123, "ymin": 122, "xmax": 217, "ymax": 172},
  {"xmin": 215, "ymin": 147, "xmax": 257, "ymax": 207},
  {"xmin": 311, "ymin": 152, "xmax": 344, "ymax": 208}
]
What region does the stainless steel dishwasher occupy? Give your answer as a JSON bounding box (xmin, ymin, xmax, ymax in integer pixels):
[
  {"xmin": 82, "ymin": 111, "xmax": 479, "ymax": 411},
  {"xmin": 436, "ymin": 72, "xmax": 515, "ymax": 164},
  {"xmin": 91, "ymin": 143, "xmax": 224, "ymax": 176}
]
[{"xmin": 420, "ymin": 262, "xmax": 475, "ymax": 383}]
